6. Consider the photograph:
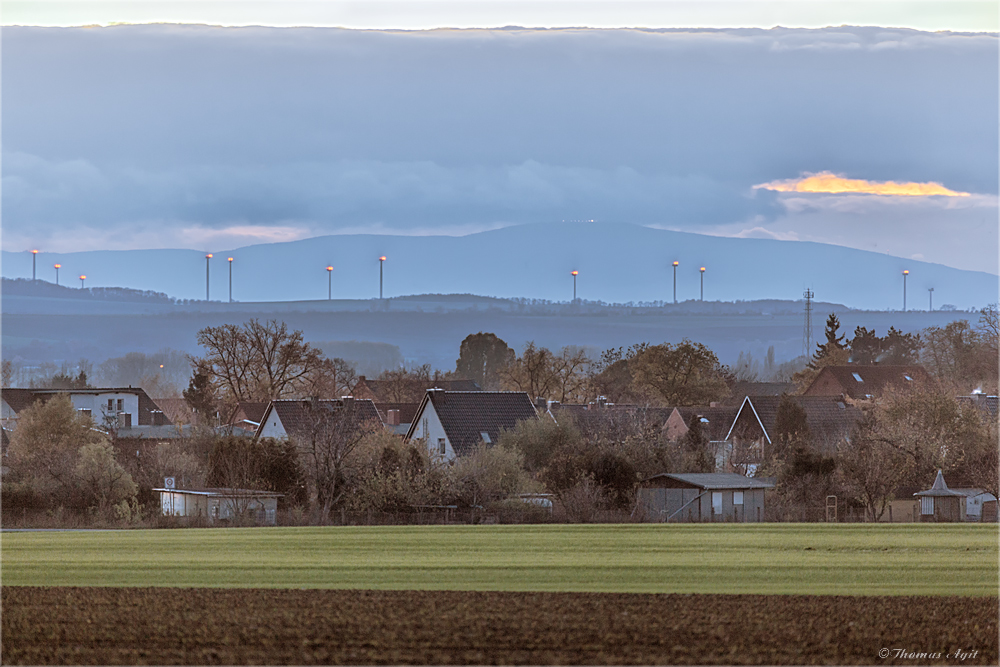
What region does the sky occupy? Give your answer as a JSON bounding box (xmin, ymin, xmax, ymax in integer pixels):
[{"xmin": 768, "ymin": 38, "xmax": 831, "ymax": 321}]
[{"xmin": 3, "ymin": 3, "xmax": 999, "ymax": 276}]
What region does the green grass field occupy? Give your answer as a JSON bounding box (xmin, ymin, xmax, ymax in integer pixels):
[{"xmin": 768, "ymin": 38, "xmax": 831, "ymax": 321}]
[{"xmin": 2, "ymin": 524, "xmax": 996, "ymax": 596}]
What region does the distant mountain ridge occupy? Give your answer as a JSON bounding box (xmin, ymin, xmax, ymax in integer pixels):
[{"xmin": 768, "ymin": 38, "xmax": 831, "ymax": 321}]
[{"xmin": 3, "ymin": 223, "xmax": 996, "ymax": 310}]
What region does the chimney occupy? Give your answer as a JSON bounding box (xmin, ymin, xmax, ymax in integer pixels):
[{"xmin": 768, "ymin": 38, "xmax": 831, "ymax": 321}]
[
  {"xmin": 596, "ymin": 396, "xmax": 607, "ymax": 409},
  {"xmin": 387, "ymin": 409, "xmax": 400, "ymax": 426},
  {"xmin": 534, "ymin": 396, "xmax": 547, "ymax": 409},
  {"xmin": 342, "ymin": 396, "xmax": 354, "ymax": 409},
  {"xmin": 310, "ymin": 396, "xmax": 319, "ymax": 411},
  {"xmin": 709, "ymin": 402, "xmax": 719, "ymax": 408}
]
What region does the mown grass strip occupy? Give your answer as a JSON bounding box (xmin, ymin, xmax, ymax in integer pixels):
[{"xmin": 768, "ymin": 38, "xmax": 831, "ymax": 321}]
[{"xmin": 2, "ymin": 523, "xmax": 996, "ymax": 595}]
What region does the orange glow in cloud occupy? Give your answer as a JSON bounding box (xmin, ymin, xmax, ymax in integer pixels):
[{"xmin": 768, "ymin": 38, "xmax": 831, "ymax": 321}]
[{"xmin": 754, "ymin": 171, "xmax": 969, "ymax": 197}]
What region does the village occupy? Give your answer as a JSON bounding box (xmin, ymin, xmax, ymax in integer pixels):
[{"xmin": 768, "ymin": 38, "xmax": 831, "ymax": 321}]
[{"xmin": 2, "ymin": 306, "xmax": 996, "ymax": 529}]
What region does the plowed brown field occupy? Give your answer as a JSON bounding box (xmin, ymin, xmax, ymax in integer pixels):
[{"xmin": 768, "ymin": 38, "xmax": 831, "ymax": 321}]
[{"xmin": 2, "ymin": 587, "xmax": 996, "ymax": 665}]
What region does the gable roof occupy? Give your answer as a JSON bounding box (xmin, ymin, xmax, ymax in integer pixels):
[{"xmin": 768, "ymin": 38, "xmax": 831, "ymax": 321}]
[
  {"xmin": 351, "ymin": 376, "xmax": 481, "ymax": 403},
  {"xmin": 374, "ymin": 402, "xmax": 420, "ymax": 425},
  {"xmin": 726, "ymin": 395, "xmax": 862, "ymax": 446},
  {"xmin": 642, "ymin": 472, "xmax": 776, "ymax": 490},
  {"xmin": 153, "ymin": 398, "xmax": 196, "ymax": 425},
  {"xmin": 255, "ymin": 397, "xmax": 382, "ymax": 440},
  {"xmin": 405, "ymin": 390, "xmax": 537, "ymax": 456},
  {"xmin": 674, "ymin": 406, "xmax": 740, "ymax": 442},
  {"xmin": 2, "ymin": 387, "xmax": 170, "ymax": 426},
  {"xmin": 804, "ymin": 365, "xmax": 930, "ymax": 400},
  {"xmin": 230, "ymin": 401, "xmax": 269, "ymax": 425},
  {"xmin": 1, "ymin": 388, "xmax": 45, "ymax": 413},
  {"xmin": 721, "ymin": 382, "xmax": 797, "ymax": 405}
]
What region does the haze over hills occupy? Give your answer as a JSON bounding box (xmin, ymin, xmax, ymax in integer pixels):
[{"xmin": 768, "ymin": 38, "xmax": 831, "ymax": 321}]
[{"xmin": 3, "ymin": 223, "xmax": 996, "ymax": 310}]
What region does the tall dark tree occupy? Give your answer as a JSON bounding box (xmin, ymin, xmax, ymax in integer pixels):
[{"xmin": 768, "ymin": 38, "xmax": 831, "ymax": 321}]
[
  {"xmin": 771, "ymin": 393, "xmax": 810, "ymax": 460},
  {"xmin": 680, "ymin": 418, "xmax": 714, "ymax": 473},
  {"xmin": 455, "ymin": 332, "xmax": 514, "ymax": 390},
  {"xmin": 629, "ymin": 340, "xmax": 731, "ymax": 406},
  {"xmin": 849, "ymin": 326, "xmax": 883, "ymax": 365},
  {"xmin": 809, "ymin": 313, "xmax": 847, "ymax": 369},
  {"xmin": 881, "ymin": 327, "xmax": 921, "ymax": 365},
  {"xmin": 183, "ymin": 367, "xmax": 218, "ymax": 423}
]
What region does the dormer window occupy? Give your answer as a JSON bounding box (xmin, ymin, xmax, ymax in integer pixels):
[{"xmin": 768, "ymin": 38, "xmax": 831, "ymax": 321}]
[
  {"xmin": 852, "ymin": 373, "xmax": 863, "ymax": 383},
  {"xmin": 904, "ymin": 375, "xmax": 913, "ymax": 381},
  {"xmin": 480, "ymin": 432, "xmax": 492, "ymax": 444}
]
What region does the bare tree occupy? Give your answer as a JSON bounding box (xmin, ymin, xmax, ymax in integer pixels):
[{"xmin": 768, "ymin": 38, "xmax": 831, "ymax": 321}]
[
  {"xmin": 836, "ymin": 413, "xmax": 910, "ymax": 522},
  {"xmin": 295, "ymin": 400, "xmax": 380, "ymax": 522},
  {"xmin": 191, "ymin": 319, "xmax": 327, "ymax": 409}
]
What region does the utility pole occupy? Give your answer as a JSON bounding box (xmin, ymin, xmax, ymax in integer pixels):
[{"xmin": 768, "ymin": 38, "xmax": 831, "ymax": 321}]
[
  {"xmin": 54, "ymin": 264, "xmax": 61, "ymax": 286},
  {"xmin": 571, "ymin": 271, "xmax": 578, "ymax": 302},
  {"xmin": 31, "ymin": 249, "xmax": 38, "ymax": 280},
  {"xmin": 228, "ymin": 257, "xmax": 233, "ymax": 303},
  {"xmin": 327, "ymin": 266, "xmax": 333, "ymax": 300},
  {"xmin": 803, "ymin": 288, "xmax": 814, "ymax": 357},
  {"xmin": 699, "ymin": 267, "xmax": 705, "ymax": 301}
]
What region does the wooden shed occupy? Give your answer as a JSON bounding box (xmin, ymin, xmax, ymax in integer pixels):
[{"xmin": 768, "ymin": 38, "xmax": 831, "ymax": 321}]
[
  {"xmin": 638, "ymin": 473, "xmax": 775, "ymax": 523},
  {"xmin": 914, "ymin": 470, "xmax": 967, "ymax": 523}
]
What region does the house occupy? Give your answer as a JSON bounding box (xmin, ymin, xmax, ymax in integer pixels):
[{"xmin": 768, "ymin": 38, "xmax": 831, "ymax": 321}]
[
  {"xmin": 662, "ymin": 406, "xmax": 740, "ymax": 471},
  {"xmin": 404, "ymin": 389, "xmax": 538, "ymax": 461},
  {"xmin": 802, "ymin": 365, "xmax": 930, "ymax": 400},
  {"xmin": 151, "ymin": 397, "xmax": 196, "ymax": 425},
  {"xmin": 723, "ymin": 395, "xmax": 861, "ymax": 474},
  {"xmin": 637, "ymin": 472, "xmax": 775, "ymax": 522},
  {"xmin": 914, "ymin": 470, "xmax": 967, "ymax": 522},
  {"xmin": 719, "ymin": 382, "xmax": 796, "ymax": 405},
  {"xmin": 221, "ymin": 401, "xmax": 270, "ymax": 435},
  {"xmin": 952, "ymin": 488, "xmax": 997, "ymax": 522},
  {"xmin": 1, "ymin": 386, "xmax": 172, "ymax": 435},
  {"xmin": 956, "ymin": 392, "xmax": 999, "ymax": 419},
  {"xmin": 255, "ymin": 397, "xmax": 382, "ymax": 440},
  {"xmin": 153, "ymin": 481, "xmax": 282, "ymax": 525},
  {"xmin": 351, "ymin": 375, "xmax": 481, "ymax": 403},
  {"xmin": 375, "ymin": 402, "xmax": 420, "ymax": 435}
]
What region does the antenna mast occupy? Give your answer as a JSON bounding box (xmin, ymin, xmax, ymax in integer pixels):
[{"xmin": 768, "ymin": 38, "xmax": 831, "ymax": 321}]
[{"xmin": 803, "ymin": 288, "xmax": 814, "ymax": 358}]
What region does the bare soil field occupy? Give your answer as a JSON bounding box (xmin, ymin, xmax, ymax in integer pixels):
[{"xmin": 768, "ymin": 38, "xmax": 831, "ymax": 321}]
[{"xmin": 3, "ymin": 587, "xmax": 997, "ymax": 665}]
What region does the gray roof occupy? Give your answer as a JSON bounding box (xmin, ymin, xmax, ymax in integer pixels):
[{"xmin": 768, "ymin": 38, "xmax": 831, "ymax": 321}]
[
  {"xmin": 256, "ymin": 398, "xmax": 382, "ymax": 440},
  {"xmin": 643, "ymin": 472, "xmax": 776, "ymax": 490},
  {"xmin": 914, "ymin": 470, "xmax": 967, "ymax": 497},
  {"xmin": 407, "ymin": 390, "xmax": 538, "ymax": 456}
]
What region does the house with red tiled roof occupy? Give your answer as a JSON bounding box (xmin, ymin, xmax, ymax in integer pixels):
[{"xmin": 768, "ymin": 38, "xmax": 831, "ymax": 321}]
[
  {"xmin": 404, "ymin": 389, "xmax": 538, "ymax": 461},
  {"xmin": 802, "ymin": 365, "xmax": 930, "ymax": 400}
]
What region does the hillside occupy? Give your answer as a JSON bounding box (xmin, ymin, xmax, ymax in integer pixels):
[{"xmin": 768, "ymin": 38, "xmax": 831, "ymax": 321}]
[{"xmin": 4, "ymin": 223, "xmax": 996, "ymax": 310}]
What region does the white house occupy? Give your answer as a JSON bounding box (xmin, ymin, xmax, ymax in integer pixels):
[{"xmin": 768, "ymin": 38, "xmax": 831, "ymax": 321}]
[
  {"xmin": 254, "ymin": 397, "xmax": 382, "ymax": 440},
  {"xmin": 154, "ymin": 482, "xmax": 281, "ymax": 525},
  {"xmin": 404, "ymin": 389, "xmax": 538, "ymax": 462},
  {"xmin": 1, "ymin": 387, "xmax": 170, "ymax": 432}
]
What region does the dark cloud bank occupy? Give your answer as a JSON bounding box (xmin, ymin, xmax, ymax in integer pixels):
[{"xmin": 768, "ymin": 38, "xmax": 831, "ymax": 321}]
[{"xmin": 3, "ymin": 25, "xmax": 996, "ymax": 243}]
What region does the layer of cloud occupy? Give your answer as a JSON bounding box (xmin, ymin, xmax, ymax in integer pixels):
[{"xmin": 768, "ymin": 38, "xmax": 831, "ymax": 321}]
[
  {"xmin": 2, "ymin": 25, "xmax": 997, "ymax": 272},
  {"xmin": 754, "ymin": 171, "xmax": 970, "ymax": 197},
  {"xmin": 707, "ymin": 190, "xmax": 999, "ymax": 274}
]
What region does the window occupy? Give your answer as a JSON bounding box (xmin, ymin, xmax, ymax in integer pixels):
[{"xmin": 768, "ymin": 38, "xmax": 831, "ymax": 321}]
[
  {"xmin": 116, "ymin": 398, "xmax": 124, "ymax": 411},
  {"xmin": 480, "ymin": 432, "xmax": 492, "ymax": 444},
  {"xmin": 904, "ymin": 375, "xmax": 913, "ymax": 381},
  {"xmin": 711, "ymin": 492, "xmax": 723, "ymax": 515},
  {"xmin": 438, "ymin": 438, "xmax": 446, "ymax": 455},
  {"xmin": 852, "ymin": 372, "xmax": 863, "ymax": 383},
  {"xmin": 107, "ymin": 399, "xmax": 114, "ymax": 411},
  {"xmin": 733, "ymin": 491, "xmax": 744, "ymax": 506},
  {"xmin": 920, "ymin": 497, "xmax": 934, "ymax": 515}
]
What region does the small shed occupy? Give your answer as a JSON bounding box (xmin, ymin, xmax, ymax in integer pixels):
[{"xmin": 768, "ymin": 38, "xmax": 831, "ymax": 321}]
[
  {"xmin": 638, "ymin": 473, "xmax": 775, "ymax": 523},
  {"xmin": 914, "ymin": 470, "xmax": 966, "ymax": 523},
  {"xmin": 153, "ymin": 486, "xmax": 282, "ymax": 525}
]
